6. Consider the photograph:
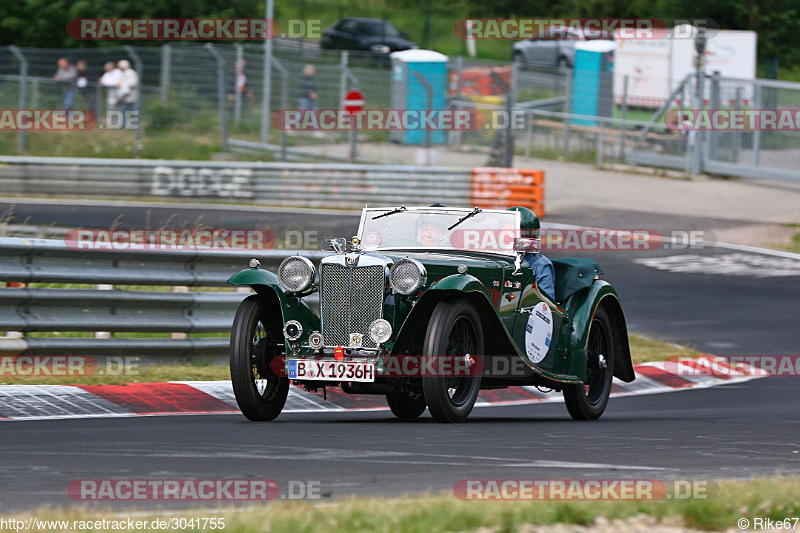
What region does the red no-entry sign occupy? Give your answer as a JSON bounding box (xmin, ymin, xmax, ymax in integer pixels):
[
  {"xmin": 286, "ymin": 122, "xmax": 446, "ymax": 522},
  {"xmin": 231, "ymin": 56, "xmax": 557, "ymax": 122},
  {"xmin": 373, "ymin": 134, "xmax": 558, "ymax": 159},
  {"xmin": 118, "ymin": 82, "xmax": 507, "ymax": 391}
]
[{"xmin": 343, "ymin": 90, "xmax": 365, "ymax": 114}]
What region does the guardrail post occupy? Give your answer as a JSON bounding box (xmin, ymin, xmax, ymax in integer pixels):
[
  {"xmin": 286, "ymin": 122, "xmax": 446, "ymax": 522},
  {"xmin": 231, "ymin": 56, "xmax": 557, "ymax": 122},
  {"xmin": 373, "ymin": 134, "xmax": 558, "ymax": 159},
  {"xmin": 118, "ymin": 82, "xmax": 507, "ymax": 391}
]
[
  {"xmin": 691, "ymin": 72, "xmax": 705, "ymax": 175},
  {"xmin": 170, "ymin": 286, "xmax": 190, "ymax": 340},
  {"xmin": 94, "ymin": 284, "xmax": 114, "ymax": 339},
  {"xmin": 160, "ymin": 44, "xmax": 171, "ymax": 103},
  {"xmin": 205, "ymin": 43, "xmax": 228, "ymax": 152},
  {"xmin": 123, "ymin": 45, "xmax": 144, "ymax": 153},
  {"xmin": 8, "ymin": 46, "xmax": 28, "ymax": 155}
]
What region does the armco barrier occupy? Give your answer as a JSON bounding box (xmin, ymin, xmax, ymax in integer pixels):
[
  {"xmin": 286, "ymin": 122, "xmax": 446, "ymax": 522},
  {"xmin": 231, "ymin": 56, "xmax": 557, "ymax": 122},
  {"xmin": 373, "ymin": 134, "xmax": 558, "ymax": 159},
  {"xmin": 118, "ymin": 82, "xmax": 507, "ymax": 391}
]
[
  {"xmin": 471, "ymin": 167, "xmax": 545, "ymax": 216},
  {"xmin": 0, "ymin": 157, "xmax": 546, "ymax": 213},
  {"xmin": 0, "ymin": 237, "xmax": 323, "ymax": 357}
]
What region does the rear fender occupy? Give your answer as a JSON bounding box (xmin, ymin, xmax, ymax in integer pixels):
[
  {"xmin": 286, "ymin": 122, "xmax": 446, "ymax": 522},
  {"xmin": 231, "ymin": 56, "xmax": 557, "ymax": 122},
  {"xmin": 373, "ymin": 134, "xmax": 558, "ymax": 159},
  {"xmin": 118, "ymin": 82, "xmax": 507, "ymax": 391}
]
[{"xmin": 568, "ymin": 280, "xmax": 634, "ymax": 383}]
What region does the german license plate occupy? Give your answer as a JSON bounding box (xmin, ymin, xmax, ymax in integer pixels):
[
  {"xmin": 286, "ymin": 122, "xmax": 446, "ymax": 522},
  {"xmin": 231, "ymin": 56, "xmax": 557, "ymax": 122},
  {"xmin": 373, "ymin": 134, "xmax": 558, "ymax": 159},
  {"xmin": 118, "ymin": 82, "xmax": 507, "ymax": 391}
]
[{"xmin": 287, "ymin": 359, "xmax": 375, "ymax": 382}]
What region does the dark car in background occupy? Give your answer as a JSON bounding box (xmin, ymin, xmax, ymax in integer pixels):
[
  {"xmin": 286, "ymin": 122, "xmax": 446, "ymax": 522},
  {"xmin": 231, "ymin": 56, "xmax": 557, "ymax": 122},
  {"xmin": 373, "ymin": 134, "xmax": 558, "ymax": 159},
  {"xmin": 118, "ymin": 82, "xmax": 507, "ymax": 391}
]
[
  {"xmin": 321, "ymin": 17, "xmax": 418, "ymax": 60},
  {"xmin": 512, "ymin": 27, "xmax": 614, "ymax": 71}
]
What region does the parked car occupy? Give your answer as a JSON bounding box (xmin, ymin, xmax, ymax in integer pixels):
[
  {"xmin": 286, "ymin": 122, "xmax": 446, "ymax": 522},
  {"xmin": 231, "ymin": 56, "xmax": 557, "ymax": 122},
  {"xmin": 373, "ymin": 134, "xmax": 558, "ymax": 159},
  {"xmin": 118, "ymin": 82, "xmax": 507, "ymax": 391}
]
[
  {"xmin": 512, "ymin": 27, "xmax": 614, "ymax": 71},
  {"xmin": 227, "ymin": 206, "xmax": 635, "ymax": 423},
  {"xmin": 321, "ymin": 17, "xmax": 418, "ymax": 59}
]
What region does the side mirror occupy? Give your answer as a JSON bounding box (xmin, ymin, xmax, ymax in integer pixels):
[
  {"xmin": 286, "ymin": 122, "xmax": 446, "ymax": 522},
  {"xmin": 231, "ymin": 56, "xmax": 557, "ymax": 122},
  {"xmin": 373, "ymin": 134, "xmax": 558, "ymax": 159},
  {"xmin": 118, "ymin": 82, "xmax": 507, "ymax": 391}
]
[
  {"xmin": 513, "ymin": 237, "xmax": 541, "ymax": 254},
  {"xmin": 321, "ymin": 237, "xmax": 348, "ymax": 253}
]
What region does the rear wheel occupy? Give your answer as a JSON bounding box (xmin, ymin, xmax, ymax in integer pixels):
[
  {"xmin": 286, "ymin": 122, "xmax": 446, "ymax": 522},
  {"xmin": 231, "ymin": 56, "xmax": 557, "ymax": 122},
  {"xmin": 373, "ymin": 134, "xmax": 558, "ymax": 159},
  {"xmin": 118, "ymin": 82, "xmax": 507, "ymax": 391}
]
[
  {"xmin": 386, "ymin": 392, "xmax": 427, "ymax": 419},
  {"xmin": 230, "ymin": 294, "xmax": 290, "ymax": 421},
  {"xmin": 422, "ymin": 300, "xmax": 483, "ymax": 423},
  {"xmin": 563, "ymin": 305, "xmax": 615, "ymax": 420}
]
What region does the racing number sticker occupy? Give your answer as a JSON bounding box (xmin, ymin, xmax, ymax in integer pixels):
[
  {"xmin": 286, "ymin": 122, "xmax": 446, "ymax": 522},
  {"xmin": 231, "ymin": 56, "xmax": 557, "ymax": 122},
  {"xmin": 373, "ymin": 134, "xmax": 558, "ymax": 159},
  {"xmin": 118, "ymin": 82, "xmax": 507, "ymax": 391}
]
[{"xmin": 525, "ymin": 302, "xmax": 553, "ymax": 364}]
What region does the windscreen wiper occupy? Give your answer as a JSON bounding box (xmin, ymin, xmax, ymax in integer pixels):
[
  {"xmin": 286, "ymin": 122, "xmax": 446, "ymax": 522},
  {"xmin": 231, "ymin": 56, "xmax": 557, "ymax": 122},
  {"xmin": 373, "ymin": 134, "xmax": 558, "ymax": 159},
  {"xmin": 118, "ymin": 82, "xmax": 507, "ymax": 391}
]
[
  {"xmin": 372, "ymin": 205, "xmax": 406, "ymax": 220},
  {"xmin": 448, "ymin": 207, "xmax": 482, "ymax": 230}
]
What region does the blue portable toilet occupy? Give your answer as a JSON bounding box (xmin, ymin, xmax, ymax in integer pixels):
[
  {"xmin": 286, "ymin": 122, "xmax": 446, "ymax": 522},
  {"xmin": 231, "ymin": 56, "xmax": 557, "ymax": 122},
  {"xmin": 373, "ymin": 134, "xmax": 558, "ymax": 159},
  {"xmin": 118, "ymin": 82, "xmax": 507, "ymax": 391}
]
[
  {"xmin": 390, "ymin": 50, "xmax": 449, "ymax": 144},
  {"xmin": 571, "ymin": 40, "xmax": 616, "ymax": 126}
]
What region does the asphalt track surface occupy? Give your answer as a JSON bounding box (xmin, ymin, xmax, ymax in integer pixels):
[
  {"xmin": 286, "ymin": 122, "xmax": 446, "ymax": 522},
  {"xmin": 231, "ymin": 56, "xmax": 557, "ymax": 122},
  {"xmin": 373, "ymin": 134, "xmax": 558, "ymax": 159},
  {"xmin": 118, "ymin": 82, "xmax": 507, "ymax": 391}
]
[{"xmin": 1, "ymin": 199, "xmax": 799, "ymax": 511}]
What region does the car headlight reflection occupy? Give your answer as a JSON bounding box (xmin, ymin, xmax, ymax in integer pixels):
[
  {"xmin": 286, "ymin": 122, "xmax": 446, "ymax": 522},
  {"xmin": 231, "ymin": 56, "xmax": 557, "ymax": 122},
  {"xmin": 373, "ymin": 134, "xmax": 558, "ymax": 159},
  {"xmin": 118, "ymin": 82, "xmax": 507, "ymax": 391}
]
[
  {"xmin": 390, "ymin": 258, "xmax": 426, "ymax": 296},
  {"xmin": 278, "ymin": 256, "xmax": 315, "ymax": 293}
]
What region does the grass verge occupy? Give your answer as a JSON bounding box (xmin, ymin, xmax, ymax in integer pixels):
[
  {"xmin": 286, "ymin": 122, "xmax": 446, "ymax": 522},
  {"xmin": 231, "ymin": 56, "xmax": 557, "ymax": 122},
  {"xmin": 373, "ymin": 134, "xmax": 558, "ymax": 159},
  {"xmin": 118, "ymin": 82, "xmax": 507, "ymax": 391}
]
[{"xmin": 3, "ymin": 478, "xmax": 799, "ymax": 532}]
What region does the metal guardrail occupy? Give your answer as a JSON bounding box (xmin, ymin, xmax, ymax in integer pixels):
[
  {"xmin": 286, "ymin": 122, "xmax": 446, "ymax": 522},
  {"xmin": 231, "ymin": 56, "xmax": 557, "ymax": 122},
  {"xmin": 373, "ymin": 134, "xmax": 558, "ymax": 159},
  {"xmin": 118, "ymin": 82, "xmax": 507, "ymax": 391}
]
[
  {"xmin": 0, "ymin": 156, "xmax": 474, "ymax": 208},
  {"xmin": 0, "ymin": 237, "xmax": 322, "ymax": 356}
]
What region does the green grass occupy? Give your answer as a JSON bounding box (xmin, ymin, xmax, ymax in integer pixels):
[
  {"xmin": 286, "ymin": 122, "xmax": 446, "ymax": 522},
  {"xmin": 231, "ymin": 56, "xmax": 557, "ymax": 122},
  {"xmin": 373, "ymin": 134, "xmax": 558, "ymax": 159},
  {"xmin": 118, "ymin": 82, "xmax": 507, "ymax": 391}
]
[{"xmin": 5, "ymin": 478, "xmax": 799, "ymax": 532}]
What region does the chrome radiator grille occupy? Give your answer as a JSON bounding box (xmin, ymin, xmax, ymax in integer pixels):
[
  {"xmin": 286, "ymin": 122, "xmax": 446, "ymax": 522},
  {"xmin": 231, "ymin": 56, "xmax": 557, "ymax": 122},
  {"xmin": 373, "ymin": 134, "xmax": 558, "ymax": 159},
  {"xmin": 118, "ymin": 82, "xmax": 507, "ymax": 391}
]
[{"xmin": 320, "ymin": 263, "xmax": 384, "ymax": 348}]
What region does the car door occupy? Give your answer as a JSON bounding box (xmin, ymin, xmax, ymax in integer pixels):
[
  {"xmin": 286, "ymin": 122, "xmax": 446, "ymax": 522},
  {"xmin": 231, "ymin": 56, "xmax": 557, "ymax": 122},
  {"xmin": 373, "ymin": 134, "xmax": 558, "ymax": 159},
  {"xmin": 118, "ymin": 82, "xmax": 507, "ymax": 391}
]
[{"xmin": 510, "ymin": 267, "xmax": 565, "ymax": 375}]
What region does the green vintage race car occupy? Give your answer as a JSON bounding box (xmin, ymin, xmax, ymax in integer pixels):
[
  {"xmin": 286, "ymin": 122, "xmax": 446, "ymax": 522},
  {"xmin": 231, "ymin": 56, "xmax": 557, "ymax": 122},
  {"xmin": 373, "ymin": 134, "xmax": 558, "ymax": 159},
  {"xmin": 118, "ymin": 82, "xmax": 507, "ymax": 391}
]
[{"xmin": 227, "ymin": 206, "xmax": 635, "ymax": 423}]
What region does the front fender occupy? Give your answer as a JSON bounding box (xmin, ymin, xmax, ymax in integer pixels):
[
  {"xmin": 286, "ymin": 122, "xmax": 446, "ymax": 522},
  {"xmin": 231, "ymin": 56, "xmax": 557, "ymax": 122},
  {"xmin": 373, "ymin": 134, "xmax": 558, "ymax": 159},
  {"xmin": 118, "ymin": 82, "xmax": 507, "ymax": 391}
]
[
  {"xmin": 427, "ymin": 273, "xmax": 491, "ymax": 298},
  {"xmin": 227, "ymin": 268, "xmax": 320, "ymax": 348},
  {"xmin": 568, "ymin": 280, "xmax": 634, "ymax": 383}
]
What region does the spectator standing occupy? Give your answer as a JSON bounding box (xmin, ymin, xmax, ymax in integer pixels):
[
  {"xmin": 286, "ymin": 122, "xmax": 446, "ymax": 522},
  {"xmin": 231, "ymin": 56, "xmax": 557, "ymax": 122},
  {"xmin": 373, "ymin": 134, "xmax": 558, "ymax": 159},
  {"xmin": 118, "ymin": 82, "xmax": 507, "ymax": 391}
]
[
  {"xmin": 75, "ymin": 60, "xmax": 96, "ymax": 113},
  {"xmin": 299, "ymin": 65, "xmax": 318, "ymax": 110},
  {"xmin": 116, "ymin": 59, "xmax": 138, "ymax": 127},
  {"xmin": 53, "ymin": 58, "xmax": 77, "ymax": 110}
]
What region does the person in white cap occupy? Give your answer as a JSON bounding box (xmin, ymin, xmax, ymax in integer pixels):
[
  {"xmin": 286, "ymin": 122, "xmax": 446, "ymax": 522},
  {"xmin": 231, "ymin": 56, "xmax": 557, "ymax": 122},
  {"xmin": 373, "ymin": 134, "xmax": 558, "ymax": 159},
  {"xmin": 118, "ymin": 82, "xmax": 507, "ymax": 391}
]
[{"xmin": 116, "ymin": 59, "xmax": 138, "ymax": 127}]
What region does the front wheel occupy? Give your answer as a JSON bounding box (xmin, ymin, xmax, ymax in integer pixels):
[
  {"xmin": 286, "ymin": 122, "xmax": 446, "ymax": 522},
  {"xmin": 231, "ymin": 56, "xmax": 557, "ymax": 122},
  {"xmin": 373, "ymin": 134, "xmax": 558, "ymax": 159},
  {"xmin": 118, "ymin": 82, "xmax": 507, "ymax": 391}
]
[
  {"xmin": 563, "ymin": 305, "xmax": 615, "ymax": 420},
  {"xmin": 230, "ymin": 294, "xmax": 290, "ymax": 421},
  {"xmin": 422, "ymin": 300, "xmax": 483, "ymax": 423}
]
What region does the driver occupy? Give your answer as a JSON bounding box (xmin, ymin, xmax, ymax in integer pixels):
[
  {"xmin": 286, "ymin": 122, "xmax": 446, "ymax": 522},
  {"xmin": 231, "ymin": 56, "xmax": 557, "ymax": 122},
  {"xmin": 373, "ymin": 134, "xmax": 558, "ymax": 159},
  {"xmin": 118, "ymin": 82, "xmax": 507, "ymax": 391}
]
[
  {"xmin": 508, "ymin": 206, "xmax": 555, "ymax": 300},
  {"xmin": 416, "ymin": 204, "xmax": 450, "ymax": 247}
]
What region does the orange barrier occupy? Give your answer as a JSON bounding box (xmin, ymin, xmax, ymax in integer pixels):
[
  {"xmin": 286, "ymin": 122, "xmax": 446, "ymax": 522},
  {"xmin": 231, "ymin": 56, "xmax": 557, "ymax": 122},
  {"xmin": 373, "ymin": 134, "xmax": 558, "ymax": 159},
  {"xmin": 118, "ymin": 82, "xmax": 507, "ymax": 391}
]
[
  {"xmin": 470, "ymin": 168, "xmax": 545, "ymax": 216},
  {"xmin": 450, "ymin": 66, "xmax": 512, "ymax": 97}
]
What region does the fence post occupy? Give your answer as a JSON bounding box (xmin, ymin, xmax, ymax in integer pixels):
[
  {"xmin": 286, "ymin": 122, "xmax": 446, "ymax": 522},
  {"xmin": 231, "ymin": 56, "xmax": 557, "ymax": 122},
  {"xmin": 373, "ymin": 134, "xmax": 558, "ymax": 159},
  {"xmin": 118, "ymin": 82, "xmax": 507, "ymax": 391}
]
[
  {"xmin": 234, "ymin": 44, "xmax": 244, "ymax": 124},
  {"xmin": 205, "ymin": 43, "xmax": 228, "ymax": 152},
  {"xmin": 732, "ymin": 87, "xmax": 743, "ymax": 164},
  {"xmin": 260, "ymin": 0, "xmax": 275, "ymax": 145},
  {"xmin": 691, "ymin": 72, "xmax": 705, "ymax": 175},
  {"xmin": 271, "ymin": 57, "xmax": 289, "ymax": 161},
  {"xmin": 160, "ymin": 44, "xmax": 171, "ymax": 103},
  {"xmin": 454, "ymin": 56, "xmax": 463, "ymax": 98},
  {"xmin": 563, "ymin": 68, "xmax": 573, "ymax": 158},
  {"xmin": 706, "ymin": 71, "xmax": 721, "ymax": 162},
  {"xmin": 619, "ymin": 75, "xmax": 628, "ymax": 163},
  {"xmin": 413, "ymin": 71, "xmax": 433, "ymax": 165},
  {"xmin": 525, "ymin": 110, "xmax": 533, "ymax": 158},
  {"xmin": 339, "ymin": 50, "xmax": 349, "ymax": 115},
  {"xmin": 123, "ymin": 45, "xmax": 144, "ymax": 151},
  {"xmin": 751, "ymin": 82, "xmax": 762, "ymax": 166},
  {"xmin": 8, "ymin": 46, "xmax": 28, "ymax": 155},
  {"xmin": 596, "ymin": 119, "xmax": 604, "ymax": 167}
]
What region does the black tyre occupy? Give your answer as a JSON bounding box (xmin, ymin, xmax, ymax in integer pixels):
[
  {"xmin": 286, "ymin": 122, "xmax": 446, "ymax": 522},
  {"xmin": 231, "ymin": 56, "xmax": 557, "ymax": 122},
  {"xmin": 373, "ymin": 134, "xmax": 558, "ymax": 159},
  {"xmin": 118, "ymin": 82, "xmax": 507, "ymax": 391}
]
[
  {"xmin": 386, "ymin": 392, "xmax": 427, "ymax": 419},
  {"xmin": 422, "ymin": 300, "xmax": 483, "ymax": 423},
  {"xmin": 563, "ymin": 305, "xmax": 615, "ymax": 420},
  {"xmin": 230, "ymin": 294, "xmax": 290, "ymax": 421}
]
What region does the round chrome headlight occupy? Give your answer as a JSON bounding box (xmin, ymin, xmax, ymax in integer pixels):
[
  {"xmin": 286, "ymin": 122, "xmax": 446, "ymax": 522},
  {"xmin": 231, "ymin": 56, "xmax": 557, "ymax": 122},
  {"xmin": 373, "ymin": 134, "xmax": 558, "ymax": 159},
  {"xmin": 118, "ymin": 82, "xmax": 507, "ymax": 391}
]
[
  {"xmin": 369, "ymin": 319, "xmax": 392, "ymax": 345},
  {"xmin": 390, "ymin": 258, "xmax": 426, "ymax": 296},
  {"xmin": 278, "ymin": 256, "xmax": 315, "ymax": 293}
]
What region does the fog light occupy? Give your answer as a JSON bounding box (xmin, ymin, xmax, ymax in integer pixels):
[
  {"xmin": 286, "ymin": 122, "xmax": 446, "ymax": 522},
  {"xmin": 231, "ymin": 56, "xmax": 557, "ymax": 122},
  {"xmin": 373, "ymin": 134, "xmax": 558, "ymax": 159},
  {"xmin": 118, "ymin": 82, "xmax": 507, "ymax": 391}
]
[
  {"xmin": 369, "ymin": 319, "xmax": 392, "ymax": 345},
  {"xmin": 308, "ymin": 331, "xmax": 324, "ymax": 349},
  {"xmin": 283, "ymin": 320, "xmax": 303, "ymax": 341}
]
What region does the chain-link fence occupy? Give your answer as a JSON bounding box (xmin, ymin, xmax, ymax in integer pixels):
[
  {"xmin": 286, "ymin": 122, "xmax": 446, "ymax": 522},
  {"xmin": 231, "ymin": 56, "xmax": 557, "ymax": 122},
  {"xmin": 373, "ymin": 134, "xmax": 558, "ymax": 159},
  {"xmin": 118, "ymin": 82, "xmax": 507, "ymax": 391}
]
[{"xmin": 2, "ymin": 43, "xmax": 800, "ymax": 182}]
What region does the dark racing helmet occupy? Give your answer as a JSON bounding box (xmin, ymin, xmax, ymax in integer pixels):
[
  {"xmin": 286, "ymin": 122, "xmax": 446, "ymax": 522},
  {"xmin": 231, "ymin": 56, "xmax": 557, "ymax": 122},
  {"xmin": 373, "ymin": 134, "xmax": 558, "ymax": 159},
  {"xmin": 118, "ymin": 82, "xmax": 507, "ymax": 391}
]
[{"xmin": 507, "ymin": 206, "xmax": 540, "ymax": 239}]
